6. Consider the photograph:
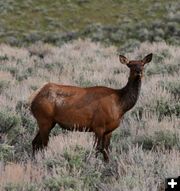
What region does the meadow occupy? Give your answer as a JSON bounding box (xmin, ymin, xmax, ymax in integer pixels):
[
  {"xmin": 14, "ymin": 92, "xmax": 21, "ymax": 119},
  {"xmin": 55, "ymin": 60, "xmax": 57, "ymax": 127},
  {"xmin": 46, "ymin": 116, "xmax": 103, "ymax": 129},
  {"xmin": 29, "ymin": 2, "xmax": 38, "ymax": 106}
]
[
  {"xmin": 0, "ymin": 0, "xmax": 180, "ymax": 47},
  {"xmin": 0, "ymin": 40, "xmax": 180, "ymax": 191},
  {"xmin": 0, "ymin": 0, "xmax": 180, "ymax": 190}
]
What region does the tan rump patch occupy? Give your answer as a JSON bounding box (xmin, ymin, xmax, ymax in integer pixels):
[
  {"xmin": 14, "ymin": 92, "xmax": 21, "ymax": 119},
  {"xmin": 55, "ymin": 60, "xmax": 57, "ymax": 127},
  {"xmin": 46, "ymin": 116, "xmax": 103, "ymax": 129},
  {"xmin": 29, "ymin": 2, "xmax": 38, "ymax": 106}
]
[{"xmin": 28, "ymin": 83, "xmax": 49, "ymax": 106}]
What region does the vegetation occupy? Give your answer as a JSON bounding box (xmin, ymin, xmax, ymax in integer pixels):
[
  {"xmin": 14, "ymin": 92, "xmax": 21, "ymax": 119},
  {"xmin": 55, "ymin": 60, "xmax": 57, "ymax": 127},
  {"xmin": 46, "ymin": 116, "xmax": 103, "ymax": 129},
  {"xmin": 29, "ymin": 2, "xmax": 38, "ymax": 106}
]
[
  {"xmin": 0, "ymin": 40, "xmax": 180, "ymax": 190},
  {"xmin": 0, "ymin": 0, "xmax": 180, "ymax": 190},
  {"xmin": 0, "ymin": 0, "xmax": 180, "ymax": 46}
]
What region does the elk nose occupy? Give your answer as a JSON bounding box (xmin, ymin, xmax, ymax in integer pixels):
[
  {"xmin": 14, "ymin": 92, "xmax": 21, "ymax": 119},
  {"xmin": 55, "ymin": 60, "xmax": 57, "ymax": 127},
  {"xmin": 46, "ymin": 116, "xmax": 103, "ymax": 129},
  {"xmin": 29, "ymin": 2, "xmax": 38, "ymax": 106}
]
[
  {"xmin": 137, "ymin": 72, "xmax": 142, "ymax": 77},
  {"xmin": 136, "ymin": 69, "xmax": 142, "ymax": 76}
]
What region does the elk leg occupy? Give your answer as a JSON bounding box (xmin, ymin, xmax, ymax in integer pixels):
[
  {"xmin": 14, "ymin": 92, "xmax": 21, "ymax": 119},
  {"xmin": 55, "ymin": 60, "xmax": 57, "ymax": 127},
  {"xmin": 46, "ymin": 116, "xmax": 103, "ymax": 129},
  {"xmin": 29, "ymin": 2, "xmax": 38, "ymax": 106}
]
[
  {"xmin": 39, "ymin": 121, "xmax": 55, "ymax": 148},
  {"xmin": 95, "ymin": 135, "xmax": 102, "ymax": 158},
  {"xmin": 95, "ymin": 134, "xmax": 109, "ymax": 162},
  {"xmin": 32, "ymin": 131, "xmax": 43, "ymax": 156},
  {"xmin": 33, "ymin": 119, "xmax": 55, "ymax": 155},
  {"xmin": 102, "ymin": 132, "xmax": 112, "ymax": 162},
  {"xmin": 104, "ymin": 132, "xmax": 112, "ymax": 154},
  {"xmin": 94, "ymin": 129, "xmax": 104, "ymax": 158}
]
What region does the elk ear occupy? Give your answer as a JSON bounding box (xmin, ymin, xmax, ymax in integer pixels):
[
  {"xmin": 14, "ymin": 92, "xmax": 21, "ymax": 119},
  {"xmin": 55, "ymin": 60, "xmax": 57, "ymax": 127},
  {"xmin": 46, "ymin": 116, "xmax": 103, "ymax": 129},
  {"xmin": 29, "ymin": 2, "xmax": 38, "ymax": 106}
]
[
  {"xmin": 143, "ymin": 53, "xmax": 153, "ymax": 64},
  {"xmin": 119, "ymin": 55, "xmax": 129, "ymax": 65}
]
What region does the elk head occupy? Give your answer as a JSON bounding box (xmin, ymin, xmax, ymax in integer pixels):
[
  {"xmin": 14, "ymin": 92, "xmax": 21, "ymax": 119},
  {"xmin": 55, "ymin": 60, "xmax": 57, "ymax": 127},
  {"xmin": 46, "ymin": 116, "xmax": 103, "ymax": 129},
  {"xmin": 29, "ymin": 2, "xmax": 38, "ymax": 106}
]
[{"xmin": 119, "ymin": 53, "xmax": 153, "ymax": 78}]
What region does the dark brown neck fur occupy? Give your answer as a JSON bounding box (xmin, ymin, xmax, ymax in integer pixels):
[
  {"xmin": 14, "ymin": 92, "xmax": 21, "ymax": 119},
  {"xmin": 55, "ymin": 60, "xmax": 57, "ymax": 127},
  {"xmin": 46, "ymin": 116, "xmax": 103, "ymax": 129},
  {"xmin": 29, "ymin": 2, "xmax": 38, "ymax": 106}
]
[{"xmin": 118, "ymin": 72, "xmax": 142, "ymax": 113}]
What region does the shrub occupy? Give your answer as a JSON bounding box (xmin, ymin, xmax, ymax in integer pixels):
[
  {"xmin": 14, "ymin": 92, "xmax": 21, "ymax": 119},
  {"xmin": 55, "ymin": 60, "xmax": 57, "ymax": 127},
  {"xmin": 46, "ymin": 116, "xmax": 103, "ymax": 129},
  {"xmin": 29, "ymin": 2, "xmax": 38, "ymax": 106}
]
[
  {"xmin": 15, "ymin": 67, "xmax": 34, "ymax": 82},
  {"xmin": 159, "ymin": 81, "xmax": 180, "ymax": 98},
  {"xmin": 24, "ymin": 32, "xmax": 42, "ymax": 44},
  {"xmin": 112, "ymin": 127, "xmax": 131, "ymax": 142},
  {"xmin": 43, "ymin": 177, "xmax": 61, "ymax": 191},
  {"xmin": 16, "ymin": 100, "xmax": 36, "ymax": 132},
  {"xmin": 4, "ymin": 183, "xmax": 20, "ymax": 191},
  {"xmin": 112, "ymin": 133, "xmax": 132, "ymax": 153},
  {"xmin": 44, "ymin": 63, "xmax": 55, "ymax": 71},
  {"xmin": 3, "ymin": 183, "xmax": 38, "ymax": 191},
  {"xmin": 6, "ymin": 36, "xmax": 20, "ymax": 46},
  {"xmin": 75, "ymin": 75, "xmax": 94, "ymax": 87},
  {"xmin": 153, "ymin": 130, "xmax": 180, "ymax": 149},
  {"xmin": 134, "ymin": 130, "xmax": 180, "ymax": 150},
  {"xmin": 51, "ymin": 124, "xmax": 67, "ymax": 136},
  {"xmin": 10, "ymin": 101, "xmax": 36, "ymax": 159},
  {"xmin": 30, "ymin": 85, "xmax": 38, "ymax": 91},
  {"xmin": 120, "ymin": 39, "xmax": 141, "ymax": 53},
  {"xmin": 81, "ymin": 166, "xmax": 102, "ymax": 189},
  {"xmin": 134, "ymin": 135, "xmax": 154, "ymax": 150},
  {"xmin": 156, "ymin": 99, "xmax": 180, "ymax": 121},
  {"xmin": 0, "ymin": 80, "xmax": 10, "ymax": 93},
  {"xmin": 0, "ymin": 144, "xmax": 14, "ymax": 161},
  {"xmin": 0, "ymin": 109, "xmax": 23, "ymax": 148},
  {"xmin": 139, "ymin": 28, "xmax": 150, "ymax": 41},
  {"xmin": 145, "ymin": 49, "xmax": 178, "ymax": 76},
  {"xmin": 130, "ymin": 106, "xmax": 144, "ymax": 121},
  {"xmin": 154, "ymin": 28, "xmax": 165, "ymax": 38},
  {"xmin": 44, "ymin": 158, "xmax": 62, "ymax": 170},
  {"xmin": 153, "ymin": 49, "xmax": 171, "ymax": 64},
  {"xmin": 0, "ymin": 54, "xmax": 8, "ymax": 61},
  {"xmin": 8, "ymin": 67, "xmax": 18, "ymax": 77},
  {"xmin": 63, "ymin": 146, "xmax": 86, "ymax": 170},
  {"xmin": 165, "ymin": 22, "xmax": 179, "ymax": 35},
  {"xmin": 43, "ymin": 176, "xmax": 81, "ymax": 191},
  {"xmin": 28, "ymin": 41, "xmax": 53, "ymax": 59},
  {"xmin": 0, "ymin": 109, "xmax": 21, "ymax": 134},
  {"xmin": 168, "ymin": 82, "xmax": 180, "ymax": 98}
]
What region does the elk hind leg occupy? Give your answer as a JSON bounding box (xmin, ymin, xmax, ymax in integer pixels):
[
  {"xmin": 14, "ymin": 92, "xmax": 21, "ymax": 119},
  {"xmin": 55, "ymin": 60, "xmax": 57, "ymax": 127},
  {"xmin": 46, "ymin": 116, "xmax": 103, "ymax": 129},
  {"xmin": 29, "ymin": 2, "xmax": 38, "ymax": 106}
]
[
  {"xmin": 33, "ymin": 119, "xmax": 55, "ymax": 154},
  {"xmin": 39, "ymin": 120, "xmax": 55, "ymax": 148},
  {"xmin": 32, "ymin": 131, "xmax": 43, "ymax": 156}
]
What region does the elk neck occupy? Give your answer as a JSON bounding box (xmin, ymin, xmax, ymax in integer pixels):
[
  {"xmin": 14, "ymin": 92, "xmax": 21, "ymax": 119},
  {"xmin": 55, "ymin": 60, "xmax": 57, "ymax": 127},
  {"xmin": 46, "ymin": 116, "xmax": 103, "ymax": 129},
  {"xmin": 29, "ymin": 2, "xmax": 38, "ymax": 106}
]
[{"xmin": 118, "ymin": 70, "xmax": 142, "ymax": 113}]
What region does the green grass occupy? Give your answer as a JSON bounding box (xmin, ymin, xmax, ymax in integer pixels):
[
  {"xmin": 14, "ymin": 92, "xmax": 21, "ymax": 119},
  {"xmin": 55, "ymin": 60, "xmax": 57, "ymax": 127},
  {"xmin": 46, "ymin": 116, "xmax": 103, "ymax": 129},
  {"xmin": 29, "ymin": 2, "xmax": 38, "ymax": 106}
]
[{"xmin": 0, "ymin": 0, "xmax": 179, "ymax": 45}]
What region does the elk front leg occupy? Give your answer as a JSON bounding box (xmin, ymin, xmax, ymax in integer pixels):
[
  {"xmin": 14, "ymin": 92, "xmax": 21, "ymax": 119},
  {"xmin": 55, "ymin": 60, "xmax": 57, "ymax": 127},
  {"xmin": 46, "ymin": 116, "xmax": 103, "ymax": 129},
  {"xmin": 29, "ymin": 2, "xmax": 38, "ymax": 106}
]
[
  {"xmin": 102, "ymin": 132, "xmax": 112, "ymax": 162},
  {"xmin": 94, "ymin": 128, "xmax": 104, "ymax": 158},
  {"xmin": 94, "ymin": 131, "xmax": 111, "ymax": 162},
  {"xmin": 94, "ymin": 135, "xmax": 102, "ymax": 158}
]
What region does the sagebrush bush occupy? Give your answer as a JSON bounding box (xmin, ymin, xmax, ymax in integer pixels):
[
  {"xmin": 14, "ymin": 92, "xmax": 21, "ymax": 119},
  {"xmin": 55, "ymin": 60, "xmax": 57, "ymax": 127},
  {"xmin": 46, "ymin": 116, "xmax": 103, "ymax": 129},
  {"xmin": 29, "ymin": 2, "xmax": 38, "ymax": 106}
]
[
  {"xmin": 3, "ymin": 183, "xmax": 20, "ymax": 191},
  {"xmin": 156, "ymin": 99, "xmax": 180, "ymax": 120},
  {"xmin": 0, "ymin": 55, "xmax": 8, "ymax": 61},
  {"xmin": 0, "ymin": 80, "xmax": 10, "ymax": 93},
  {"xmin": 153, "ymin": 130, "xmax": 180, "ymax": 149},
  {"xmin": 0, "ymin": 144, "xmax": 14, "ymax": 161},
  {"xmin": 63, "ymin": 148, "xmax": 85, "ymax": 170},
  {"xmin": 0, "ymin": 109, "xmax": 21, "ymax": 135},
  {"xmin": 134, "ymin": 130, "xmax": 180, "ymax": 150},
  {"xmin": 3, "ymin": 182, "xmax": 38, "ymax": 191},
  {"xmin": 0, "ymin": 0, "xmax": 180, "ymax": 47},
  {"xmin": 16, "ymin": 100, "xmax": 36, "ymax": 131},
  {"xmin": 159, "ymin": 81, "xmax": 180, "ymax": 98},
  {"xmin": 28, "ymin": 42, "xmax": 53, "ymax": 59},
  {"xmin": 134, "ymin": 135, "xmax": 154, "ymax": 150},
  {"xmin": 0, "ymin": 41, "xmax": 180, "ymax": 191},
  {"xmin": 43, "ymin": 176, "xmax": 81, "ymax": 191}
]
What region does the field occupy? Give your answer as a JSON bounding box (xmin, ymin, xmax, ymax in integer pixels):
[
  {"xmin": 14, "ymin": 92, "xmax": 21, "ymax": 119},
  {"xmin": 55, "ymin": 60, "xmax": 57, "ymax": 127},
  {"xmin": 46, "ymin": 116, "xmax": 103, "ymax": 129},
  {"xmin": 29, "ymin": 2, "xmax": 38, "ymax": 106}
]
[
  {"xmin": 0, "ymin": 40, "xmax": 180, "ymax": 190},
  {"xmin": 0, "ymin": 0, "xmax": 180, "ymax": 47},
  {"xmin": 0, "ymin": 0, "xmax": 180, "ymax": 190}
]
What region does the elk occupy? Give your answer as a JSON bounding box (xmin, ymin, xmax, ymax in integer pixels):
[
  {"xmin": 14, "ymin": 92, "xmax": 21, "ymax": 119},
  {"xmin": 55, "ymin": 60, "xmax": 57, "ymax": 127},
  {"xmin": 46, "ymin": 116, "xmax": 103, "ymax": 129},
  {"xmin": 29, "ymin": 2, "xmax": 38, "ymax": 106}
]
[{"xmin": 30, "ymin": 53, "xmax": 153, "ymax": 162}]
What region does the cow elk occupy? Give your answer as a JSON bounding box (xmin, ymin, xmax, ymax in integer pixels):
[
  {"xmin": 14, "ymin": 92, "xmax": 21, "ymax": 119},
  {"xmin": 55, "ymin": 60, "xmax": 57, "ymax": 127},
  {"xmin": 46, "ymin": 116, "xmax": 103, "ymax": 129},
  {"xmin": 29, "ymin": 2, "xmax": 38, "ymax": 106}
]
[{"xmin": 30, "ymin": 53, "xmax": 153, "ymax": 162}]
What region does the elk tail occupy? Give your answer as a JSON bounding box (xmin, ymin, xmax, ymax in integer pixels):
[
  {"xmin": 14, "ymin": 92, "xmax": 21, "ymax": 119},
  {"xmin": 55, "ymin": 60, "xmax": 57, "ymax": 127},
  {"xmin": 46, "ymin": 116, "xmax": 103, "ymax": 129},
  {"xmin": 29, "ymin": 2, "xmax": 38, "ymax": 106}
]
[{"xmin": 28, "ymin": 83, "xmax": 47, "ymax": 108}]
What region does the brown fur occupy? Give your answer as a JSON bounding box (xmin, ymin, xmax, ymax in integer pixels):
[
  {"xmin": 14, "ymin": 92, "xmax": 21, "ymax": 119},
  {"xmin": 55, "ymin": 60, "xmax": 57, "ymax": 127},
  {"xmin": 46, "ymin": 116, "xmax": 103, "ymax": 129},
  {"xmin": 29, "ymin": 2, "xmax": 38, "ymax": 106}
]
[{"xmin": 30, "ymin": 53, "xmax": 153, "ymax": 162}]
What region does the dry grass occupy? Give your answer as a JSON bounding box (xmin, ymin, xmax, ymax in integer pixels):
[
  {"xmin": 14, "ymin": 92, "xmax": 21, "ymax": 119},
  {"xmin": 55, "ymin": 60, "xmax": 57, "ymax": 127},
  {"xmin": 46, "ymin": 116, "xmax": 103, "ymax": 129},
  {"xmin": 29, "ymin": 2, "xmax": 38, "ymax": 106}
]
[{"xmin": 0, "ymin": 40, "xmax": 180, "ymax": 191}]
